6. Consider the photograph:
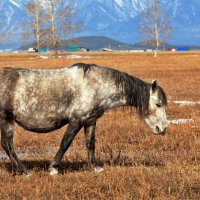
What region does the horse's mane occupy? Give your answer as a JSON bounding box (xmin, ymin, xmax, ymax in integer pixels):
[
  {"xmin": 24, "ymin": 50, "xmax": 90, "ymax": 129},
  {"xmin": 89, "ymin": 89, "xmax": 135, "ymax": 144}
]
[
  {"xmin": 111, "ymin": 69, "xmax": 150, "ymax": 116},
  {"xmin": 111, "ymin": 69, "xmax": 167, "ymax": 117},
  {"xmin": 157, "ymin": 86, "xmax": 167, "ymax": 106},
  {"xmin": 71, "ymin": 63, "xmax": 94, "ymax": 76}
]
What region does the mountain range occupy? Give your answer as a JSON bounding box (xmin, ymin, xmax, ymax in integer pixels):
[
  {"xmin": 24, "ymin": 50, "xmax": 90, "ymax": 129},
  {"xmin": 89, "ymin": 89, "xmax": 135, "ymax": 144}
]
[{"xmin": 0, "ymin": 0, "xmax": 200, "ymax": 49}]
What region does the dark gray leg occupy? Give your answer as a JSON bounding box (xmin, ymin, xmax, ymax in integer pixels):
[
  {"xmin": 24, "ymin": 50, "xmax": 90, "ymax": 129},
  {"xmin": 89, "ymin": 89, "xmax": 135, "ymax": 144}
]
[
  {"xmin": 84, "ymin": 122, "xmax": 96, "ymax": 166},
  {"xmin": 49, "ymin": 119, "xmax": 82, "ymax": 175},
  {"xmin": 1, "ymin": 122, "xmax": 27, "ymax": 175},
  {"xmin": 84, "ymin": 122, "xmax": 104, "ymax": 172}
]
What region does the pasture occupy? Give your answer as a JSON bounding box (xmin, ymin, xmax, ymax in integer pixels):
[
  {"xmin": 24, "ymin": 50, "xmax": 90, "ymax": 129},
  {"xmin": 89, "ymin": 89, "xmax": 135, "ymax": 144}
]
[{"xmin": 0, "ymin": 52, "xmax": 199, "ymax": 199}]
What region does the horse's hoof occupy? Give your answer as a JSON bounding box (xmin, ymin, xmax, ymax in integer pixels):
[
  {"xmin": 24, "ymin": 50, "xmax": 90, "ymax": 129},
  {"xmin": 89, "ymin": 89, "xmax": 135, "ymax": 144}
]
[
  {"xmin": 25, "ymin": 173, "xmax": 31, "ymax": 178},
  {"xmin": 22, "ymin": 172, "xmax": 31, "ymax": 178},
  {"xmin": 49, "ymin": 168, "xmax": 58, "ymax": 176},
  {"xmin": 94, "ymin": 166, "xmax": 104, "ymax": 173}
]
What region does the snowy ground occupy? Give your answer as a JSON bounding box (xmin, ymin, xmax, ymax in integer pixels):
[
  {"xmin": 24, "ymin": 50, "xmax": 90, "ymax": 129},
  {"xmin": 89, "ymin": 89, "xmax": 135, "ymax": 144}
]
[
  {"xmin": 39, "ymin": 55, "xmax": 93, "ymax": 59},
  {"xmin": 169, "ymin": 100, "xmax": 199, "ymax": 125},
  {"xmin": 170, "ymin": 118, "xmax": 194, "ymax": 124},
  {"xmin": 170, "ymin": 100, "xmax": 200, "ymax": 106}
]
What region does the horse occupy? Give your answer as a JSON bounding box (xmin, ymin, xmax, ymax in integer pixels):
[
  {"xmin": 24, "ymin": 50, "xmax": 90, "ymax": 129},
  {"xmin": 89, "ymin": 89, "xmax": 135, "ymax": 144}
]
[{"xmin": 0, "ymin": 63, "xmax": 169, "ymax": 175}]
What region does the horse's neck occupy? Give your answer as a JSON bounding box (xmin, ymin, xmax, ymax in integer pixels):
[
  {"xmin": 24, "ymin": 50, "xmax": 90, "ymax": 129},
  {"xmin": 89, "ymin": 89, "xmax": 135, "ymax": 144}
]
[
  {"xmin": 121, "ymin": 75, "xmax": 149, "ymax": 108},
  {"xmin": 108, "ymin": 94, "xmax": 127, "ymax": 109}
]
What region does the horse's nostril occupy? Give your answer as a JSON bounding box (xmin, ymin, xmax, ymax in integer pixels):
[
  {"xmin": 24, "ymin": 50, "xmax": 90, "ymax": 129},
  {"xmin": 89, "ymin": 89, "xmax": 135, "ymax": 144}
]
[
  {"xmin": 163, "ymin": 128, "xmax": 167, "ymax": 134},
  {"xmin": 156, "ymin": 126, "xmax": 160, "ymax": 133}
]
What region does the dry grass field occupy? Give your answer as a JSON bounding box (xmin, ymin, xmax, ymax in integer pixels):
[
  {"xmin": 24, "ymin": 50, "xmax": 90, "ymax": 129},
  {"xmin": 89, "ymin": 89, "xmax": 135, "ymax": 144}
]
[{"xmin": 0, "ymin": 52, "xmax": 199, "ymax": 199}]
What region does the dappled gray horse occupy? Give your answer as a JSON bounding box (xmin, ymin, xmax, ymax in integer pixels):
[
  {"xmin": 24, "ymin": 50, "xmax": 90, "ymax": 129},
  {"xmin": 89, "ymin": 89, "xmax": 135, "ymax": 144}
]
[{"xmin": 0, "ymin": 63, "xmax": 169, "ymax": 175}]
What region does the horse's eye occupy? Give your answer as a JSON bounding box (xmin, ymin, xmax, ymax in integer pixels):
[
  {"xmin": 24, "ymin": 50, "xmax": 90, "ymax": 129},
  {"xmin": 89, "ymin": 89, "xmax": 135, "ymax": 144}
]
[{"xmin": 156, "ymin": 104, "xmax": 162, "ymax": 108}]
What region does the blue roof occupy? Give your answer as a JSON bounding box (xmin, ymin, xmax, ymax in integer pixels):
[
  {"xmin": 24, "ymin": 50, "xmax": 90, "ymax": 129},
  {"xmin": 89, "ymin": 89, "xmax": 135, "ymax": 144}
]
[
  {"xmin": 176, "ymin": 47, "xmax": 189, "ymax": 51},
  {"xmin": 67, "ymin": 46, "xmax": 80, "ymax": 51},
  {"xmin": 39, "ymin": 49, "xmax": 47, "ymax": 52}
]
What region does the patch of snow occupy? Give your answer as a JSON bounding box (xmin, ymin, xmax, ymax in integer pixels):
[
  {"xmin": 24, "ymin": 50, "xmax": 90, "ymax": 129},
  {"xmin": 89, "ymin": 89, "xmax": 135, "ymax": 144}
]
[
  {"xmin": 5, "ymin": 7, "xmax": 14, "ymax": 26},
  {"xmin": 129, "ymin": 50, "xmax": 145, "ymax": 52},
  {"xmin": 67, "ymin": 55, "xmax": 82, "ymax": 59},
  {"xmin": 173, "ymin": 0, "xmax": 180, "ymax": 18},
  {"xmin": 12, "ymin": 51, "xmax": 19, "ymax": 53},
  {"xmin": 170, "ymin": 119, "xmax": 194, "ymax": 124},
  {"xmin": 39, "ymin": 55, "xmax": 93, "ymax": 59},
  {"xmin": 39, "ymin": 56, "xmax": 49, "ymax": 59},
  {"xmin": 115, "ymin": 0, "xmax": 123, "ymax": 7},
  {"xmin": 172, "ymin": 101, "xmax": 200, "ymax": 106},
  {"xmin": 9, "ymin": 0, "xmax": 20, "ymax": 8},
  {"xmin": 66, "ymin": 55, "xmax": 92, "ymax": 59}
]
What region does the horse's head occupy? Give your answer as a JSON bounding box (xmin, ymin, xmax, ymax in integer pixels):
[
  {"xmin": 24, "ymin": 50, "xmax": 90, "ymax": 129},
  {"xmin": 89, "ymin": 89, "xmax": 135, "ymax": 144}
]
[{"xmin": 144, "ymin": 80, "xmax": 170, "ymax": 135}]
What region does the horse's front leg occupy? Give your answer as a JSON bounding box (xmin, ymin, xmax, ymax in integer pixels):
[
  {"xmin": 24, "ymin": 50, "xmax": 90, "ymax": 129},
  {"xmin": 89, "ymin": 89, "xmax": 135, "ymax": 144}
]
[
  {"xmin": 84, "ymin": 122, "xmax": 104, "ymax": 173},
  {"xmin": 1, "ymin": 121, "xmax": 28, "ymax": 175},
  {"xmin": 49, "ymin": 119, "xmax": 83, "ymax": 175}
]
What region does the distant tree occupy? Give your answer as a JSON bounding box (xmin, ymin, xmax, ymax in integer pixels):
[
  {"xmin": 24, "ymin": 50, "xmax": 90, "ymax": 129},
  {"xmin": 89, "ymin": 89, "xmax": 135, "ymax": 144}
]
[
  {"xmin": 45, "ymin": 0, "xmax": 80, "ymax": 56},
  {"xmin": 139, "ymin": 0, "xmax": 172, "ymax": 57},
  {"xmin": 23, "ymin": 0, "xmax": 48, "ymax": 53}
]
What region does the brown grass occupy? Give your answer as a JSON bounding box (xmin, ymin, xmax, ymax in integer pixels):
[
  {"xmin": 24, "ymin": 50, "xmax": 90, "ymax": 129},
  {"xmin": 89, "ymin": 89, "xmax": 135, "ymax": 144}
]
[{"xmin": 0, "ymin": 52, "xmax": 199, "ymax": 199}]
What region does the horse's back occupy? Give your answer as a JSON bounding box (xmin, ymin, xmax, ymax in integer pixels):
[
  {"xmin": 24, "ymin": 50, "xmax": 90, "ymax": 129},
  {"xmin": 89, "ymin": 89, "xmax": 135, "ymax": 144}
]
[{"xmin": 0, "ymin": 65, "xmax": 120, "ymax": 132}]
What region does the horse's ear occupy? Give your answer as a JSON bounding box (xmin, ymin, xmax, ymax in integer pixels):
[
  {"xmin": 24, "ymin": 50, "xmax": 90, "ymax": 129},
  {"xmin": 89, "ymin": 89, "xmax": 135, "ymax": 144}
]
[{"xmin": 151, "ymin": 80, "xmax": 157, "ymax": 92}]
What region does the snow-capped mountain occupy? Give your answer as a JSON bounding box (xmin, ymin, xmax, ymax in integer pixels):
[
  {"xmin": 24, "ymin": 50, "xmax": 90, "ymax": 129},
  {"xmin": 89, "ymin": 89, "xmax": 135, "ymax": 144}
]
[
  {"xmin": 73, "ymin": 0, "xmax": 200, "ymax": 45},
  {"xmin": 1, "ymin": 0, "xmax": 200, "ymax": 48},
  {"xmin": 0, "ymin": 0, "xmax": 23, "ymax": 29},
  {"xmin": 0, "ymin": 0, "xmax": 25, "ymax": 48},
  {"xmin": 165, "ymin": 0, "xmax": 200, "ymax": 45}
]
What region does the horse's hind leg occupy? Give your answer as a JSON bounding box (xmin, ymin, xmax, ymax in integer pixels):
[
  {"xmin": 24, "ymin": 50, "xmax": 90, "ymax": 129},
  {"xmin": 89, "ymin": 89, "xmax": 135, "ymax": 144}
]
[
  {"xmin": 1, "ymin": 121, "xmax": 27, "ymax": 175},
  {"xmin": 49, "ymin": 119, "xmax": 83, "ymax": 175},
  {"xmin": 84, "ymin": 122, "xmax": 104, "ymax": 173},
  {"xmin": 84, "ymin": 122, "xmax": 96, "ymax": 166}
]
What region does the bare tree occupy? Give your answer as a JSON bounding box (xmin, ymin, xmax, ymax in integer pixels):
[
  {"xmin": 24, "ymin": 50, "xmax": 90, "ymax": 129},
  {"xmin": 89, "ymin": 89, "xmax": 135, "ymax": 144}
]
[
  {"xmin": 46, "ymin": 0, "xmax": 80, "ymax": 56},
  {"xmin": 139, "ymin": 0, "xmax": 172, "ymax": 57},
  {"xmin": 23, "ymin": 0, "xmax": 48, "ymax": 53}
]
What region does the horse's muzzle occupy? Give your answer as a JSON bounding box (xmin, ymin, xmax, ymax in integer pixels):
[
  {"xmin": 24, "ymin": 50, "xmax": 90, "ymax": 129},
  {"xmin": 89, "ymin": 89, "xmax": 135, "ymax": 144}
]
[{"xmin": 156, "ymin": 126, "xmax": 168, "ymax": 135}]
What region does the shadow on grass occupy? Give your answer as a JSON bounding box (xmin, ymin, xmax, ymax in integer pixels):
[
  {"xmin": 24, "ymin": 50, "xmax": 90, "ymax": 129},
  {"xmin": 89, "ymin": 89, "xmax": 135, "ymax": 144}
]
[
  {"xmin": 0, "ymin": 157, "xmax": 164, "ymax": 175},
  {"xmin": 0, "ymin": 160, "xmax": 91, "ymax": 175},
  {"xmin": 104, "ymin": 158, "xmax": 164, "ymax": 168}
]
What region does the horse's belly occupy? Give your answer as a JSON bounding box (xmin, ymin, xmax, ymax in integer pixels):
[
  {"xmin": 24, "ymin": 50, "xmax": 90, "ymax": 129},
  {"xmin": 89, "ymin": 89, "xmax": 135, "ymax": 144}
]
[
  {"xmin": 15, "ymin": 115, "xmax": 69, "ymax": 133},
  {"xmin": 14, "ymin": 105, "xmax": 69, "ymax": 133}
]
